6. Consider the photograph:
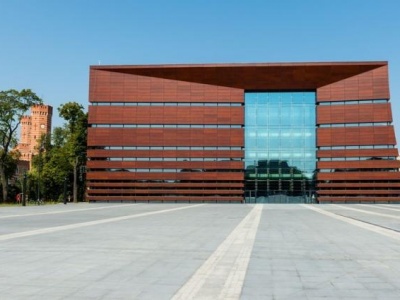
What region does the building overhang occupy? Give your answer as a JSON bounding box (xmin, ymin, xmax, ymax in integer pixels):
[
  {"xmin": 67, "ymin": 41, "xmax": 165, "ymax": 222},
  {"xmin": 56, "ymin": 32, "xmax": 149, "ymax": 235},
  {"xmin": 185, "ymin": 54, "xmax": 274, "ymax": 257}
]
[{"xmin": 90, "ymin": 61, "xmax": 387, "ymax": 90}]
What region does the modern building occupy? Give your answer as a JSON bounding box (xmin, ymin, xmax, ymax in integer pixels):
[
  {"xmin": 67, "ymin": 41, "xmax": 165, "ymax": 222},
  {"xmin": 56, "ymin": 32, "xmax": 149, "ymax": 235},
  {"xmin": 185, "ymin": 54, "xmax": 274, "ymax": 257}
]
[
  {"xmin": 87, "ymin": 62, "xmax": 400, "ymax": 203},
  {"xmin": 17, "ymin": 104, "xmax": 53, "ymax": 165}
]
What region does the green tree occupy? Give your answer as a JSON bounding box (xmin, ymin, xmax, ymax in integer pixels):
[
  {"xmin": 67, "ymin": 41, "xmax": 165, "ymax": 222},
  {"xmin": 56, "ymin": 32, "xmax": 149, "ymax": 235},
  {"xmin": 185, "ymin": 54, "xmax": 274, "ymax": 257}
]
[
  {"xmin": 41, "ymin": 127, "xmax": 71, "ymax": 200},
  {"xmin": 4, "ymin": 150, "xmax": 20, "ymax": 181},
  {"xmin": 28, "ymin": 102, "xmax": 87, "ymax": 202},
  {"xmin": 58, "ymin": 102, "xmax": 87, "ymax": 202},
  {"xmin": 30, "ymin": 134, "xmax": 50, "ymax": 201},
  {"xmin": 58, "ymin": 102, "xmax": 85, "ymax": 135},
  {"xmin": 0, "ymin": 89, "xmax": 42, "ymax": 202}
]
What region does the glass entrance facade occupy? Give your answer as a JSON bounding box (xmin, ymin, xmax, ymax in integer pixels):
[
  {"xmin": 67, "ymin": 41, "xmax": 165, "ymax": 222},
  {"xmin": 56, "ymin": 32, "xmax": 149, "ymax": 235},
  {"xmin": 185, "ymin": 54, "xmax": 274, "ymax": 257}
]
[{"xmin": 244, "ymin": 92, "xmax": 316, "ymax": 203}]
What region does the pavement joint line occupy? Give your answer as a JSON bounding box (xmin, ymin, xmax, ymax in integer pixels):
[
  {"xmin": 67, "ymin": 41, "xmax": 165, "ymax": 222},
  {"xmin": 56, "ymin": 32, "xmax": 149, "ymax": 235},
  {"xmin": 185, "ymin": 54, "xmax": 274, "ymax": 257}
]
[
  {"xmin": 332, "ymin": 204, "xmax": 400, "ymax": 220},
  {"xmin": 384, "ymin": 204, "xmax": 400, "ymax": 209},
  {"xmin": 0, "ymin": 204, "xmax": 140, "ymax": 219},
  {"xmin": 334, "ymin": 214, "xmax": 400, "ymax": 233},
  {"xmin": 0, "ymin": 204, "xmax": 204, "ymax": 242},
  {"xmin": 302, "ymin": 204, "xmax": 400, "ymax": 241},
  {"xmin": 361, "ymin": 204, "xmax": 400, "ymax": 212},
  {"xmin": 172, "ymin": 204, "xmax": 263, "ymax": 300}
]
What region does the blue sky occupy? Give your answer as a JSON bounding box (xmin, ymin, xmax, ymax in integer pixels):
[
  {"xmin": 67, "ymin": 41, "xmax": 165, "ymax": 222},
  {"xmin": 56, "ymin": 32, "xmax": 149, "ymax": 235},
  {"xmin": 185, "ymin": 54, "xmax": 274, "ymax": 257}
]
[{"xmin": 1, "ymin": 0, "xmax": 400, "ymax": 139}]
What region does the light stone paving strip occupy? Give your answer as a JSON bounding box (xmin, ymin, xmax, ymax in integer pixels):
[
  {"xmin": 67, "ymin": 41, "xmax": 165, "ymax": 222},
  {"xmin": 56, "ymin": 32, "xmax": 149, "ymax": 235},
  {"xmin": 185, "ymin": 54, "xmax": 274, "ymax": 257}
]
[
  {"xmin": 0, "ymin": 203, "xmax": 139, "ymax": 219},
  {"xmin": 1, "ymin": 204, "xmax": 400, "ymax": 299},
  {"xmin": 302, "ymin": 204, "xmax": 400, "ymax": 241},
  {"xmin": 360, "ymin": 204, "xmax": 400, "ymax": 212},
  {"xmin": 333, "ymin": 204, "xmax": 400, "ymax": 219},
  {"xmin": 0, "ymin": 204, "xmax": 203, "ymax": 242},
  {"xmin": 172, "ymin": 204, "xmax": 263, "ymax": 300},
  {"xmin": 385, "ymin": 204, "xmax": 400, "ymax": 209}
]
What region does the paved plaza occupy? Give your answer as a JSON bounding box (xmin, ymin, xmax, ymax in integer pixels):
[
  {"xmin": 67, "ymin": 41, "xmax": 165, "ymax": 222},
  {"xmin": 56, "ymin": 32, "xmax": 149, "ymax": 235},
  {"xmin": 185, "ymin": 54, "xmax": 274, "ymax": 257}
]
[{"xmin": 0, "ymin": 203, "xmax": 400, "ymax": 299}]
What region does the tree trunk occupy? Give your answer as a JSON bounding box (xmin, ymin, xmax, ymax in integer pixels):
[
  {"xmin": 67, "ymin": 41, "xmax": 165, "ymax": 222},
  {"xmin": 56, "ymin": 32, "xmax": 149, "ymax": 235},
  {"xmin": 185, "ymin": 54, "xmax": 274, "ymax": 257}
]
[{"xmin": 0, "ymin": 163, "xmax": 8, "ymax": 203}]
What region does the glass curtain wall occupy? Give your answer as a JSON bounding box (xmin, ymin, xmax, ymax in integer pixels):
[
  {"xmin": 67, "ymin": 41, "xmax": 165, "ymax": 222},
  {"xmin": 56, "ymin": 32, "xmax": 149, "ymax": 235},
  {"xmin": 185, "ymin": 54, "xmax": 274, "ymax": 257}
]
[{"xmin": 244, "ymin": 92, "xmax": 316, "ymax": 203}]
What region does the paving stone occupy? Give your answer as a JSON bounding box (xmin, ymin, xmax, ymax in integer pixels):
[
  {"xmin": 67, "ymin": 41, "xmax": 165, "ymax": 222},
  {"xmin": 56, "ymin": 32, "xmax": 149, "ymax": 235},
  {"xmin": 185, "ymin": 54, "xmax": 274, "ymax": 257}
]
[{"xmin": 0, "ymin": 203, "xmax": 399, "ymax": 299}]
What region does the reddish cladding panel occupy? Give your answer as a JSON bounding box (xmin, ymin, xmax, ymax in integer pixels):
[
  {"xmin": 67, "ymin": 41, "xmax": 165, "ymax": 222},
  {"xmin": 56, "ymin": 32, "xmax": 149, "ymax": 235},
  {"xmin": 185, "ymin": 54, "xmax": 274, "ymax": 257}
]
[
  {"xmin": 317, "ymin": 103, "xmax": 392, "ymax": 124},
  {"xmin": 90, "ymin": 63, "xmax": 388, "ymax": 101},
  {"xmin": 91, "ymin": 62, "xmax": 387, "ymax": 91},
  {"xmin": 317, "ymin": 65, "xmax": 389, "ymax": 101},
  {"xmin": 89, "ymin": 62, "xmax": 397, "ymax": 203},
  {"xmin": 317, "ymin": 172, "xmax": 400, "ymax": 181},
  {"xmin": 317, "ymin": 160, "xmax": 400, "ymax": 170},
  {"xmin": 317, "ymin": 126, "xmax": 397, "ymax": 146},
  {"xmin": 91, "ymin": 189, "xmax": 243, "ymax": 195},
  {"xmin": 87, "ymin": 160, "xmax": 244, "ymax": 170},
  {"xmin": 318, "ymin": 190, "xmax": 399, "ymax": 195},
  {"xmin": 88, "ymin": 181, "xmax": 243, "ymax": 187},
  {"xmin": 86, "ymin": 196, "xmax": 244, "ymax": 202},
  {"xmin": 317, "ymin": 148, "xmax": 399, "ymax": 158},
  {"xmin": 89, "ymin": 69, "xmax": 111, "ymax": 101},
  {"xmin": 318, "ymin": 182, "xmax": 400, "ymax": 188},
  {"xmin": 90, "ymin": 70, "xmax": 243, "ymax": 102},
  {"xmin": 88, "ymin": 128, "xmax": 244, "ymax": 147},
  {"xmin": 89, "ymin": 106, "xmax": 244, "ymax": 125},
  {"xmin": 86, "ymin": 171, "xmax": 243, "ymax": 181},
  {"xmin": 87, "ymin": 182, "xmax": 244, "ymax": 188},
  {"xmin": 87, "ymin": 149, "xmax": 244, "ymax": 158}
]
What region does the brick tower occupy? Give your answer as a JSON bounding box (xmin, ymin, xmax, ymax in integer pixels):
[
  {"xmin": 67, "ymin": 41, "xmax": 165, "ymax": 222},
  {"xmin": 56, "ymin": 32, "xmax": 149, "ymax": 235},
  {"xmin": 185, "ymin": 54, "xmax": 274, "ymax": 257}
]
[{"xmin": 17, "ymin": 104, "xmax": 53, "ymax": 164}]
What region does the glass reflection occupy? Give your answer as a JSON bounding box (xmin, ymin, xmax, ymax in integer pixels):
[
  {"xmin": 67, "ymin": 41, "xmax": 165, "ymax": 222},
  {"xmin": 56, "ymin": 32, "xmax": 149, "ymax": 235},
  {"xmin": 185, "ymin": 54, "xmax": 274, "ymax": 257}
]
[{"xmin": 244, "ymin": 91, "xmax": 317, "ymax": 203}]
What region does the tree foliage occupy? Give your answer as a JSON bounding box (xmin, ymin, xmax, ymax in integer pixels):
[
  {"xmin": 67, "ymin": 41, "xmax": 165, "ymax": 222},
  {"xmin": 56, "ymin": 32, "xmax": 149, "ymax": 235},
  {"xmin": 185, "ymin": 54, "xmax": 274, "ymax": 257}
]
[
  {"xmin": 58, "ymin": 102, "xmax": 86, "ymax": 135},
  {"xmin": 30, "ymin": 102, "xmax": 87, "ymax": 202},
  {"xmin": 0, "ymin": 89, "xmax": 42, "ymax": 202}
]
